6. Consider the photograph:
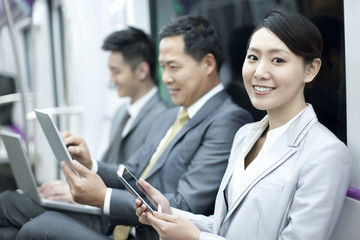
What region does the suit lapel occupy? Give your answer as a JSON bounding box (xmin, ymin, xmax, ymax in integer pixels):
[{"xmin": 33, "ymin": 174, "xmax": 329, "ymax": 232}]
[
  {"xmin": 124, "ymin": 94, "xmax": 159, "ymax": 137},
  {"xmin": 100, "ymin": 107, "xmax": 130, "ymax": 163},
  {"xmin": 144, "ymin": 91, "xmax": 229, "ymax": 178},
  {"xmin": 220, "ymin": 104, "xmax": 318, "ymax": 225},
  {"xmin": 223, "ymin": 140, "xmax": 296, "ymax": 221},
  {"xmin": 137, "ymin": 107, "xmax": 178, "ymax": 176},
  {"xmin": 110, "ymin": 107, "xmax": 129, "ymax": 141},
  {"xmin": 219, "ymin": 119, "xmax": 267, "ymax": 200},
  {"xmin": 214, "ymin": 139, "xmax": 245, "ymax": 232}
]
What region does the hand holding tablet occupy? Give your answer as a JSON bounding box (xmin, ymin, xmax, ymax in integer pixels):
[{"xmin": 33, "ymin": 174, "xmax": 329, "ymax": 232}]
[{"xmin": 34, "ymin": 110, "xmax": 80, "ymax": 177}]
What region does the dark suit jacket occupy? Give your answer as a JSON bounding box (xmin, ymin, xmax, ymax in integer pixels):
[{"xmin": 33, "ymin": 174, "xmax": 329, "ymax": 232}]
[
  {"xmin": 100, "ymin": 93, "xmax": 167, "ymax": 165},
  {"xmin": 97, "ymin": 90, "xmax": 253, "ymax": 239}
]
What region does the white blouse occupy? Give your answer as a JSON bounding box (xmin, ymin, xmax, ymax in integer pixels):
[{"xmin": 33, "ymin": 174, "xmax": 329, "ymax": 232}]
[{"xmin": 226, "ymin": 107, "xmax": 306, "ymax": 207}]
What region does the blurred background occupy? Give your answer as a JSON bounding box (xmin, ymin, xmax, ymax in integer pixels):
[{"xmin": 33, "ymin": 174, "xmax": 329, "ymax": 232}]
[{"xmin": 0, "ymin": 1, "xmax": 359, "ymax": 238}]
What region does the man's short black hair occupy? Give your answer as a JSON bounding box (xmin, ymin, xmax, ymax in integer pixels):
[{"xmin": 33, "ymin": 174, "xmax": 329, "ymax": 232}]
[
  {"xmin": 102, "ymin": 27, "xmax": 157, "ymax": 84},
  {"xmin": 159, "ymin": 15, "xmax": 223, "ymax": 71}
]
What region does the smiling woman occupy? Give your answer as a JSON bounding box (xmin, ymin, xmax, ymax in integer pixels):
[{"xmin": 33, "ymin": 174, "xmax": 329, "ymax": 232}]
[
  {"xmin": 134, "ymin": 10, "xmax": 352, "ymax": 240},
  {"xmin": 242, "ymin": 28, "xmax": 321, "ymax": 128}
]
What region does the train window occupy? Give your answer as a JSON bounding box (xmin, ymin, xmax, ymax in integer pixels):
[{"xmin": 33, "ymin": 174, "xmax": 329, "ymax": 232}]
[{"xmin": 151, "ymin": 0, "xmax": 347, "ymax": 143}]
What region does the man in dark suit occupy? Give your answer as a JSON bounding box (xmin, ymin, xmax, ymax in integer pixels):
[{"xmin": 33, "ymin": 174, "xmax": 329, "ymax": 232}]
[
  {"xmin": 0, "ymin": 27, "xmax": 167, "ymax": 239},
  {"xmin": 98, "ymin": 27, "xmax": 168, "ymax": 165},
  {"xmin": 16, "ymin": 16, "xmax": 253, "ymax": 240}
]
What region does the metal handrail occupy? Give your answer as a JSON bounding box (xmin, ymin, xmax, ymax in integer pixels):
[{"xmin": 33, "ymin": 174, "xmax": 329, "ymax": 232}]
[
  {"xmin": 2, "ymin": 0, "xmax": 29, "ymax": 155},
  {"xmin": 26, "ymin": 106, "xmax": 85, "ymax": 121},
  {"xmin": 0, "ymin": 93, "xmax": 33, "ymax": 106}
]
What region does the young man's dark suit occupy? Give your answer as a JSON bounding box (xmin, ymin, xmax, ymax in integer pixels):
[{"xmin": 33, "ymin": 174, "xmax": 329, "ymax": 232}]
[{"xmin": 101, "ymin": 93, "xmax": 167, "ymax": 164}]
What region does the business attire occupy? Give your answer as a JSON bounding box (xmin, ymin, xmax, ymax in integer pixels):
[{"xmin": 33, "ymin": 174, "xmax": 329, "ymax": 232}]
[
  {"xmin": 173, "ymin": 104, "xmax": 352, "ymax": 240},
  {"xmin": 16, "ymin": 86, "xmax": 254, "ymax": 240},
  {"xmin": 0, "ymin": 90, "xmax": 167, "ymax": 240},
  {"xmin": 101, "ymin": 90, "xmax": 168, "ymax": 164}
]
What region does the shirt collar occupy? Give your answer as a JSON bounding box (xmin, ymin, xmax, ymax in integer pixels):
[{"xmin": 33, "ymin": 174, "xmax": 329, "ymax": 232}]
[
  {"xmin": 251, "ymin": 105, "xmax": 308, "ymax": 139},
  {"xmin": 180, "ymin": 83, "xmax": 224, "ymax": 119},
  {"xmin": 127, "ymin": 87, "xmax": 157, "ymax": 118}
]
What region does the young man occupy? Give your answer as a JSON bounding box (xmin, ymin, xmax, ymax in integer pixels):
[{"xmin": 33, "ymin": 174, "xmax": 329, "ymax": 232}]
[
  {"xmin": 98, "ymin": 27, "xmax": 168, "ymax": 165},
  {"xmin": 16, "ymin": 16, "xmax": 253, "ymax": 240},
  {"xmin": 0, "ymin": 27, "xmax": 167, "ymax": 239}
]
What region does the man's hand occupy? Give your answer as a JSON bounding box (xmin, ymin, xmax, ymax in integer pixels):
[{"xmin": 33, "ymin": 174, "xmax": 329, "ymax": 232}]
[
  {"xmin": 62, "ymin": 160, "xmax": 107, "ymax": 209},
  {"xmin": 39, "ymin": 180, "xmax": 74, "ymax": 203},
  {"xmin": 61, "ymin": 131, "xmax": 92, "ymax": 169}
]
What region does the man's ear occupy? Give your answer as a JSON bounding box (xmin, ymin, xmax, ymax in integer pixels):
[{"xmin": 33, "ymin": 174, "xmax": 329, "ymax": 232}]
[
  {"xmin": 136, "ymin": 61, "xmax": 150, "ymax": 80},
  {"xmin": 304, "ymin": 58, "xmax": 322, "ymax": 84},
  {"xmin": 201, "ymin": 53, "xmax": 217, "ymax": 75}
]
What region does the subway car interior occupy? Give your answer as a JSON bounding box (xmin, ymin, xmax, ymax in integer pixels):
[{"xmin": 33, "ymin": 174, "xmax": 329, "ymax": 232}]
[{"xmin": 0, "ymin": 0, "xmax": 359, "ymax": 239}]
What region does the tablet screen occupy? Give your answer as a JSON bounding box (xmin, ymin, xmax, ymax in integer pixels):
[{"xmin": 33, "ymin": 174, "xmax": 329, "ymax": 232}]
[
  {"xmin": 117, "ymin": 165, "xmax": 159, "ymax": 213},
  {"xmin": 35, "ymin": 110, "xmax": 79, "ymax": 176}
]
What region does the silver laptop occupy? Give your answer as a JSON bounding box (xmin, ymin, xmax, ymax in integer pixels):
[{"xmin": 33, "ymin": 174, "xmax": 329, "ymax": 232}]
[
  {"xmin": 0, "ymin": 130, "xmax": 102, "ymax": 215},
  {"xmin": 34, "ymin": 109, "xmax": 79, "ymax": 176}
]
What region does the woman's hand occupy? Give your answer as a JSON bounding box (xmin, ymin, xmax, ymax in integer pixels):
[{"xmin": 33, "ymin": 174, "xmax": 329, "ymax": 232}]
[
  {"xmin": 147, "ymin": 211, "xmax": 201, "ymax": 240},
  {"xmin": 138, "ymin": 179, "xmax": 172, "ymax": 214},
  {"xmin": 134, "ymin": 179, "xmax": 200, "ymax": 240},
  {"xmin": 135, "ymin": 178, "xmax": 171, "ymax": 225}
]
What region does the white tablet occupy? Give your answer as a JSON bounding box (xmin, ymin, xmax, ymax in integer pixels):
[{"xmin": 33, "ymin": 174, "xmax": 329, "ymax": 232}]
[{"xmin": 34, "ymin": 109, "xmax": 79, "ymax": 176}]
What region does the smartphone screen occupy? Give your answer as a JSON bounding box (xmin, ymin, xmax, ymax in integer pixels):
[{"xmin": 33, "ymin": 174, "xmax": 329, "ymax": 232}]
[{"xmin": 117, "ymin": 165, "xmax": 159, "ymax": 213}]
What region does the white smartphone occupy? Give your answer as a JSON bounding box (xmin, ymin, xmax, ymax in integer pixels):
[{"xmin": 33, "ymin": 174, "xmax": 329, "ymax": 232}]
[{"xmin": 117, "ymin": 164, "xmax": 160, "ymax": 213}]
